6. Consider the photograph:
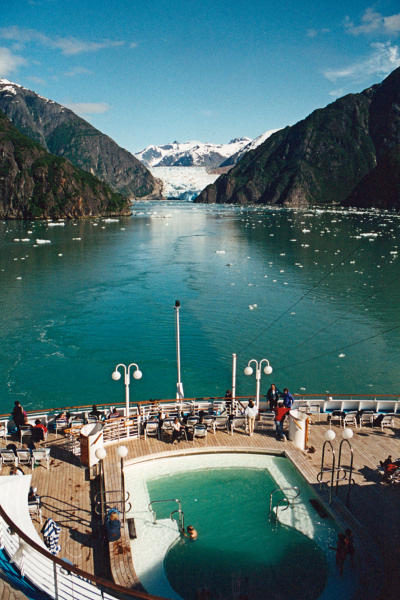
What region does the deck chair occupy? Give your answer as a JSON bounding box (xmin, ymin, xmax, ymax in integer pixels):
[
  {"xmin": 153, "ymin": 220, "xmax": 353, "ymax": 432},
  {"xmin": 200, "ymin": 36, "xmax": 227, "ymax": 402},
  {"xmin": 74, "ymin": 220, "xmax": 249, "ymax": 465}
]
[
  {"xmin": 0, "ymin": 448, "xmax": 17, "ymax": 469},
  {"xmin": 380, "ymin": 414, "xmax": 395, "ymax": 432},
  {"xmin": 343, "ymin": 412, "xmax": 358, "ymax": 428},
  {"xmin": 144, "ymin": 421, "xmax": 159, "ymax": 440},
  {"xmin": 230, "ymin": 416, "xmax": 247, "ymax": 435},
  {"xmin": 359, "ymin": 412, "xmax": 374, "ymax": 427},
  {"xmin": 161, "ymin": 419, "xmax": 174, "ymax": 442},
  {"xmin": 192, "ymin": 424, "xmax": 207, "ymax": 444},
  {"xmin": 255, "ymin": 412, "xmax": 275, "ymax": 432},
  {"xmin": 32, "ymin": 448, "xmax": 50, "ymax": 470},
  {"xmin": 214, "ymin": 416, "xmax": 228, "ymax": 432},
  {"xmin": 16, "ymin": 449, "xmax": 33, "ymax": 469},
  {"xmin": 55, "ymin": 418, "xmax": 68, "ymax": 437},
  {"xmin": 0, "ymin": 420, "xmax": 8, "ymax": 442},
  {"xmin": 203, "ymin": 416, "xmax": 216, "ymax": 433}
]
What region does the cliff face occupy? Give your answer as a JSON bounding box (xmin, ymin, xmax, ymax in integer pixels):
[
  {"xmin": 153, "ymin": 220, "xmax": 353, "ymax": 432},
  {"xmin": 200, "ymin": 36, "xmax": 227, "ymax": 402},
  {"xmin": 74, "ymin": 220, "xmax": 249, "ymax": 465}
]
[
  {"xmin": 0, "ymin": 111, "xmax": 130, "ymax": 219},
  {"xmin": 196, "ymin": 67, "xmax": 400, "ymax": 209},
  {"xmin": 0, "ymin": 80, "xmax": 161, "ymax": 200}
]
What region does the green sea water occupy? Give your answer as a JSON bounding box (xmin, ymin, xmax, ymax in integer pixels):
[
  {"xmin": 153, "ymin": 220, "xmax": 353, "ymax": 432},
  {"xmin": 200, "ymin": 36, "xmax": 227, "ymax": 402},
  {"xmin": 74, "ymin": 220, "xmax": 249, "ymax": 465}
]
[{"xmin": 1, "ymin": 201, "xmax": 400, "ymax": 414}]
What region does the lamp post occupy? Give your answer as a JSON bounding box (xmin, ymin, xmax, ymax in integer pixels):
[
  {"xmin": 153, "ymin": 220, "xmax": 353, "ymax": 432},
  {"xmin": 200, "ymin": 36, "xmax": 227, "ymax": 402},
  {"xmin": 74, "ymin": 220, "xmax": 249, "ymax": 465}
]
[
  {"xmin": 244, "ymin": 358, "xmax": 273, "ymax": 409},
  {"xmin": 337, "ymin": 428, "xmax": 354, "ymax": 507},
  {"xmin": 174, "ymin": 300, "xmax": 184, "ymax": 399},
  {"xmin": 111, "ymin": 363, "xmax": 142, "ymax": 433},
  {"xmin": 117, "ymin": 445, "xmax": 128, "ymax": 523},
  {"xmin": 95, "ymin": 446, "xmax": 107, "ymax": 521}
]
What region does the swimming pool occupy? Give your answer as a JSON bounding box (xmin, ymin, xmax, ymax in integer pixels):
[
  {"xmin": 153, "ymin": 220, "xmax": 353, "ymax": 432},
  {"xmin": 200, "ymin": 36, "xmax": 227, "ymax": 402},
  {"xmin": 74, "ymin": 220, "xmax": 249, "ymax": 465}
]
[{"xmin": 124, "ymin": 451, "xmax": 358, "ymax": 600}]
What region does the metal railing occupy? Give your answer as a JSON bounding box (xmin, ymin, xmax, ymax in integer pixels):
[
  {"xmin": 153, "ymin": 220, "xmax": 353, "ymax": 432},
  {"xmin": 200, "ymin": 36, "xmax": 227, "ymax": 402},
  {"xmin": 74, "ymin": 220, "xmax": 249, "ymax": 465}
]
[
  {"xmin": 148, "ymin": 499, "xmax": 185, "ymax": 533},
  {"xmin": 269, "ymin": 486, "xmax": 300, "ymax": 521}
]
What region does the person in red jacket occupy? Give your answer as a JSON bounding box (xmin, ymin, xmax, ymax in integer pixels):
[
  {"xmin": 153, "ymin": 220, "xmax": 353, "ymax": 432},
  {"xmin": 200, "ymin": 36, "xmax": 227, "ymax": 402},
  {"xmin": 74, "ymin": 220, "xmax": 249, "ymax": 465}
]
[{"xmin": 273, "ymin": 400, "xmax": 290, "ymax": 441}]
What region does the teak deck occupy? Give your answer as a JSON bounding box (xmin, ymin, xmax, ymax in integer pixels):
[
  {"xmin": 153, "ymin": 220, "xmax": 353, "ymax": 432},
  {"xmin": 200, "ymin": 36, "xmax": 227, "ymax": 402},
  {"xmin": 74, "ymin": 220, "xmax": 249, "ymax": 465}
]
[{"xmin": 2, "ymin": 414, "xmax": 400, "ymax": 599}]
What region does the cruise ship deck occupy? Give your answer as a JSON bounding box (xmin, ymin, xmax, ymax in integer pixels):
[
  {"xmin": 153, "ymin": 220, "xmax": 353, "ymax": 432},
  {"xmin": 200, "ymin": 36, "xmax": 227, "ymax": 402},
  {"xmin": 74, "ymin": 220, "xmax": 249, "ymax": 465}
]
[{"xmin": 1, "ymin": 407, "xmax": 399, "ymax": 599}]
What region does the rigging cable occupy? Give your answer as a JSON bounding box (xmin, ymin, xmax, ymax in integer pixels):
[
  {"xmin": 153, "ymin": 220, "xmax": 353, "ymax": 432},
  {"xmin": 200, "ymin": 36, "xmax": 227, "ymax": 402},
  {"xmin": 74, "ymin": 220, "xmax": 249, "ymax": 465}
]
[
  {"xmin": 274, "ymin": 322, "xmax": 400, "ymax": 373},
  {"xmin": 236, "ymin": 241, "xmax": 365, "ymax": 357}
]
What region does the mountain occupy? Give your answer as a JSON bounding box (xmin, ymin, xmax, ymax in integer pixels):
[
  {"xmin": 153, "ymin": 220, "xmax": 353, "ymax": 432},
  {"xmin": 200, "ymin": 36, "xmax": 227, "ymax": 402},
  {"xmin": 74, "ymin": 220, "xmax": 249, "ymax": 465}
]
[
  {"xmin": 0, "ymin": 110, "xmax": 129, "ymax": 219},
  {"xmin": 195, "ymin": 67, "xmax": 400, "ymax": 210},
  {"xmin": 135, "ymin": 138, "xmax": 252, "ymax": 168},
  {"xmin": 0, "ymin": 79, "xmax": 161, "ymax": 200},
  {"xmin": 219, "ymin": 129, "xmax": 281, "ymax": 167}
]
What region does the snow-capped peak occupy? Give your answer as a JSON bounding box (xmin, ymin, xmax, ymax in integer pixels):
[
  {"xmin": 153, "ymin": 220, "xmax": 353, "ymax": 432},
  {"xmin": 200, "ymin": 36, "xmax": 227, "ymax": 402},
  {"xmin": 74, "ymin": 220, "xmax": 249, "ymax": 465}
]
[{"xmin": 135, "ymin": 137, "xmax": 253, "ymax": 168}]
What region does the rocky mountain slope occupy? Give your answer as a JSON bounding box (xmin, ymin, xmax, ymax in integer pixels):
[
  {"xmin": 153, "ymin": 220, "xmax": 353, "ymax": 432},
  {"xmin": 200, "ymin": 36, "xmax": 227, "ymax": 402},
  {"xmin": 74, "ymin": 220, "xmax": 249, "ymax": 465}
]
[
  {"xmin": 0, "ymin": 79, "xmax": 161, "ymax": 200},
  {"xmin": 218, "ymin": 129, "xmax": 281, "ymax": 167},
  {"xmin": 196, "ymin": 67, "xmax": 400, "ymax": 210},
  {"xmin": 0, "ymin": 110, "xmax": 129, "ymax": 219},
  {"xmin": 135, "ymin": 138, "xmax": 252, "ymax": 168}
]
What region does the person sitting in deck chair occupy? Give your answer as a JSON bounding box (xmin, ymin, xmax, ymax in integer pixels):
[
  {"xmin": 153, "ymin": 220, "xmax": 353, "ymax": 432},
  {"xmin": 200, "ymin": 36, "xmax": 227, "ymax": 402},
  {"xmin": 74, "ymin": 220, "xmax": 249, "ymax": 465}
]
[{"xmin": 31, "ymin": 419, "xmax": 48, "ymax": 443}]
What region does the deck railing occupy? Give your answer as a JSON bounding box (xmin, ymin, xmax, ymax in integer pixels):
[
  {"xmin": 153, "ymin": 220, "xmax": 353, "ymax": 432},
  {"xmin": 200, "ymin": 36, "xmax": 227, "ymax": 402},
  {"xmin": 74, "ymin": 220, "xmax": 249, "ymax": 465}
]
[{"xmin": 0, "ymin": 505, "xmax": 171, "ymax": 600}]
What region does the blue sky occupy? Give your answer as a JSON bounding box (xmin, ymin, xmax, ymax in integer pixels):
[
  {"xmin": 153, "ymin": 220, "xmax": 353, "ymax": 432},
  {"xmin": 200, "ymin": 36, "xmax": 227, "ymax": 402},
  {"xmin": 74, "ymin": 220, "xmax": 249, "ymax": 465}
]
[{"xmin": 1, "ymin": 0, "xmax": 400, "ymax": 153}]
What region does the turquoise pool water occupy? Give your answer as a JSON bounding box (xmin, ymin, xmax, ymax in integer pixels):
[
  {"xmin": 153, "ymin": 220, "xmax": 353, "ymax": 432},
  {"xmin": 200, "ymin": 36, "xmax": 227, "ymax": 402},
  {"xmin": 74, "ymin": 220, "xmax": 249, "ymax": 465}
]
[{"xmin": 148, "ymin": 467, "xmax": 327, "ymax": 600}]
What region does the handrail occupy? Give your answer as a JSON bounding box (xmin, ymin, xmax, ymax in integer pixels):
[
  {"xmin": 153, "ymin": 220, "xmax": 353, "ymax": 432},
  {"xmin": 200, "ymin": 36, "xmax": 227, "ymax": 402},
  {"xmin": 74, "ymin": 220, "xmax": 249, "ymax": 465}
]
[
  {"xmin": 0, "ymin": 504, "xmax": 172, "ymax": 600},
  {"xmin": 148, "ymin": 499, "xmax": 182, "ymax": 527},
  {"xmin": 269, "ymin": 486, "xmax": 300, "ymax": 517},
  {"xmin": 1, "ymin": 393, "xmax": 400, "ymax": 421}
]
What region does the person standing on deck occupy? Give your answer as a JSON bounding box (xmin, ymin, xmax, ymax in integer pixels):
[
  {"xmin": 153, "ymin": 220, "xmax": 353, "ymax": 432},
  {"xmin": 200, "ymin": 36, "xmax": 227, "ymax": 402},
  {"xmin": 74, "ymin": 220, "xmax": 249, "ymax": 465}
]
[
  {"xmin": 273, "ymin": 400, "xmax": 290, "ymax": 441},
  {"xmin": 266, "ymin": 384, "xmax": 281, "ymax": 411},
  {"xmin": 245, "ymin": 400, "xmax": 258, "ymax": 436},
  {"xmin": 11, "ymin": 401, "xmax": 27, "ymax": 432},
  {"xmin": 282, "ymin": 388, "xmax": 294, "ymax": 409}
]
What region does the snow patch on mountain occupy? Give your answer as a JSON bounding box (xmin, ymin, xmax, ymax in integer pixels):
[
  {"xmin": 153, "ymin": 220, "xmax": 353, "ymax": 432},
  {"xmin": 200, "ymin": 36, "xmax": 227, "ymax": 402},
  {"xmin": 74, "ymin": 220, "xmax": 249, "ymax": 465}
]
[
  {"xmin": 136, "ymin": 138, "xmax": 252, "ymax": 168},
  {"xmin": 150, "ymin": 167, "xmax": 219, "ymax": 200},
  {"xmin": 220, "ymin": 129, "xmax": 281, "ymax": 166}
]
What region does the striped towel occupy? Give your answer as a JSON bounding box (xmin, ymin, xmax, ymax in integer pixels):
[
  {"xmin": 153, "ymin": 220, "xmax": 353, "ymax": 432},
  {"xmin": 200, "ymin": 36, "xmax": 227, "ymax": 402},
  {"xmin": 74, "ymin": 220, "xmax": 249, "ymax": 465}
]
[{"xmin": 42, "ymin": 518, "xmax": 61, "ymax": 555}]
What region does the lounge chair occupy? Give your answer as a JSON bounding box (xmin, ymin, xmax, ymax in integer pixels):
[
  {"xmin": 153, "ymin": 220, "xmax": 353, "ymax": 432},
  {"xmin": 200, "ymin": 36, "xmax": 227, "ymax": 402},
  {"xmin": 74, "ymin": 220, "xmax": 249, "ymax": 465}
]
[
  {"xmin": 32, "ymin": 448, "xmax": 50, "ymax": 470},
  {"xmin": 192, "ymin": 424, "xmax": 207, "ymax": 444},
  {"xmin": 343, "ymin": 412, "xmax": 358, "ymax": 428},
  {"xmin": 380, "ymin": 414, "xmax": 395, "ymax": 432},
  {"xmin": 0, "ymin": 448, "xmax": 17, "ymax": 469},
  {"xmin": 144, "ymin": 421, "xmax": 159, "ymax": 440},
  {"xmin": 16, "ymin": 449, "xmax": 33, "ymax": 469}
]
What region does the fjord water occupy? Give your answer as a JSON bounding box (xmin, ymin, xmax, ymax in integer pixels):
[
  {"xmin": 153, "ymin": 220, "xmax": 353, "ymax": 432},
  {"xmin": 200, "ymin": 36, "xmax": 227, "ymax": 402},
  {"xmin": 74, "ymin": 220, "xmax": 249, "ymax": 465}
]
[{"xmin": 1, "ymin": 201, "xmax": 399, "ymax": 414}]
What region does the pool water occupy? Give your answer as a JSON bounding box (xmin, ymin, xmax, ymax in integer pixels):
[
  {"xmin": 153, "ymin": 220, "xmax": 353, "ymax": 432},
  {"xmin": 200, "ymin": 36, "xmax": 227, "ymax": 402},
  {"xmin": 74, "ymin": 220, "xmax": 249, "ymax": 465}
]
[{"xmin": 148, "ymin": 467, "xmax": 326, "ymax": 600}]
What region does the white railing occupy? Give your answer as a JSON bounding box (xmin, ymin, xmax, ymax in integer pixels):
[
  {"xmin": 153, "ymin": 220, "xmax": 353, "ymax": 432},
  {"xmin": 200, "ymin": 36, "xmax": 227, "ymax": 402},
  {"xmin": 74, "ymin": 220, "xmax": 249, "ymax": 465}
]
[{"xmin": 0, "ymin": 507, "xmax": 170, "ymax": 600}]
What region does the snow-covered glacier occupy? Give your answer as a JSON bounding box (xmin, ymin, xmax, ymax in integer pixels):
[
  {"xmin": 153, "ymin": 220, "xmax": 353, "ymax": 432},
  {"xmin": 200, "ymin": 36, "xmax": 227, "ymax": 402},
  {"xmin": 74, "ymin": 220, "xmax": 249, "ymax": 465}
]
[{"xmin": 150, "ymin": 166, "xmax": 219, "ymax": 200}]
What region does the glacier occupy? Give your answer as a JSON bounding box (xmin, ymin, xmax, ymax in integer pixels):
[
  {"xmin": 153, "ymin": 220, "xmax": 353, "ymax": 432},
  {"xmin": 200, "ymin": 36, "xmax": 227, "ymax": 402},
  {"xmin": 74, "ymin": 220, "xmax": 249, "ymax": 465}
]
[{"xmin": 150, "ymin": 166, "xmax": 219, "ymax": 200}]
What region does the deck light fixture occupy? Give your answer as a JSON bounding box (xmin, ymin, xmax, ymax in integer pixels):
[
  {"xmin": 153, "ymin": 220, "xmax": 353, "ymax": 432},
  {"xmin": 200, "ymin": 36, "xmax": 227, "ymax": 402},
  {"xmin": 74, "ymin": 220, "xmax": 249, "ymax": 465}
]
[
  {"xmin": 324, "ymin": 429, "xmax": 336, "ymax": 442},
  {"xmin": 174, "ymin": 300, "xmax": 184, "ymax": 400},
  {"xmin": 111, "ymin": 363, "xmax": 142, "ymax": 434},
  {"xmin": 342, "ymin": 428, "xmax": 353, "ymax": 440},
  {"xmin": 244, "ymin": 358, "xmax": 273, "ymax": 409},
  {"xmin": 117, "ymin": 445, "xmax": 128, "ymax": 523},
  {"xmin": 95, "ymin": 447, "xmax": 107, "ymax": 520}
]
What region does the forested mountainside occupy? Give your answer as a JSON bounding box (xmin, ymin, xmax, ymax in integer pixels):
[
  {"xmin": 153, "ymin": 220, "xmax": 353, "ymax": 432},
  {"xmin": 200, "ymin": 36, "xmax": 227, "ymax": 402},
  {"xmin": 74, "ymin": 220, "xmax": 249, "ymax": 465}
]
[
  {"xmin": 0, "ymin": 111, "xmax": 130, "ymax": 219},
  {"xmin": 0, "ymin": 79, "xmax": 161, "ymax": 200},
  {"xmin": 196, "ymin": 67, "xmax": 400, "ymax": 210}
]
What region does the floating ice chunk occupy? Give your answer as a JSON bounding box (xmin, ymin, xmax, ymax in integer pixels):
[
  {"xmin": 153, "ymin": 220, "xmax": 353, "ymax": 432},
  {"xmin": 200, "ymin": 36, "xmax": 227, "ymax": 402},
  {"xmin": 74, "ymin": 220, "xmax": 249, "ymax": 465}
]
[
  {"xmin": 300, "ymin": 387, "xmax": 306, "ymax": 391},
  {"xmin": 360, "ymin": 232, "xmax": 377, "ymax": 237},
  {"xmin": 47, "ymin": 222, "xmax": 65, "ymax": 226},
  {"xmin": 21, "ymin": 238, "xmax": 30, "ymax": 242},
  {"xmin": 72, "ymin": 237, "xmax": 81, "ymax": 241},
  {"xmin": 58, "ymin": 253, "xmax": 63, "ymax": 257},
  {"xmin": 36, "ymin": 239, "xmax": 51, "ymax": 244},
  {"xmin": 215, "ymin": 250, "xmax": 226, "ymax": 254},
  {"xmin": 13, "ymin": 238, "xmax": 20, "ymax": 242},
  {"xmin": 302, "ymin": 229, "xmax": 311, "ymax": 233},
  {"xmin": 16, "ymin": 276, "xmax": 22, "ymax": 280},
  {"xmin": 338, "ymin": 353, "xmax": 346, "ymax": 358},
  {"xmin": 103, "ymin": 218, "xmax": 119, "ymax": 223}
]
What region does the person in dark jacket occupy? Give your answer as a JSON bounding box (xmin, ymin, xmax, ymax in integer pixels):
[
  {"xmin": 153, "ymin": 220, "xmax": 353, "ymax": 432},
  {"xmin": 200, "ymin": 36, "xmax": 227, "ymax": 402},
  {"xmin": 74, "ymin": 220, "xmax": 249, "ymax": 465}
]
[
  {"xmin": 105, "ymin": 509, "xmax": 121, "ymax": 541},
  {"xmin": 282, "ymin": 388, "xmax": 294, "ymax": 409},
  {"xmin": 11, "ymin": 401, "xmax": 27, "ymax": 432},
  {"xmin": 266, "ymin": 384, "xmax": 281, "ymax": 411}
]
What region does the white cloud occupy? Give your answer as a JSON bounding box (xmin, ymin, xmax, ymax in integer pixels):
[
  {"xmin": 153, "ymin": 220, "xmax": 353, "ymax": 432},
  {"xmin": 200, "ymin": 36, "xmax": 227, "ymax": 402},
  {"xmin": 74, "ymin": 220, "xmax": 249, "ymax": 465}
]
[
  {"xmin": 328, "ymin": 88, "xmax": 345, "ymax": 98},
  {"xmin": 0, "ymin": 46, "xmax": 26, "ymax": 76},
  {"xmin": 64, "ymin": 66, "xmax": 92, "ymax": 77},
  {"xmin": 28, "ymin": 75, "xmax": 46, "ymax": 85},
  {"xmin": 323, "ymin": 42, "xmax": 400, "ymax": 82},
  {"xmin": 0, "ymin": 26, "xmax": 125, "ymax": 56},
  {"xmin": 64, "ymin": 102, "xmax": 110, "ymax": 115},
  {"xmin": 306, "ymin": 28, "xmax": 330, "ymax": 38},
  {"xmin": 345, "ymin": 8, "xmax": 400, "ymax": 36}
]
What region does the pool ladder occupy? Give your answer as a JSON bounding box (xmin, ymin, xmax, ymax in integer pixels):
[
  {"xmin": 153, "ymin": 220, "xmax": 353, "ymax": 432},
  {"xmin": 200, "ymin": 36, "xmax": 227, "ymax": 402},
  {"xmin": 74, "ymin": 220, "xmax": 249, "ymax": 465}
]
[
  {"xmin": 269, "ymin": 486, "xmax": 300, "ymax": 524},
  {"xmin": 148, "ymin": 498, "xmax": 185, "ymax": 533}
]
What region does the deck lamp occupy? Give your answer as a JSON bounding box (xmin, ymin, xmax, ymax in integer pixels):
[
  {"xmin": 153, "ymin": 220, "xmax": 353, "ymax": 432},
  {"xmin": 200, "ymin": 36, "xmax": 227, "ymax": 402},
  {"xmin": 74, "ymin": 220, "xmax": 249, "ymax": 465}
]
[
  {"xmin": 342, "ymin": 428, "xmax": 353, "ymax": 440},
  {"xmin": 118, "ymin": 445, "xmax": 128, "ymax": 524},
  {"xmin": 95, "ymin": 447, "xmax": 107, "ymax": 520},
  {"xmin": 111, "ymin": 363, "xmax": 142, "ymax": 434},
  {"xmin": 324, "ymin": 429, "xmax": 336, "ymax": 442},
  {"xmin": 95, "ymin": 447, "xmax": 107, "ymax": 461},
  {"xmin": 244, "ymin": 358, "xmax": 273, "ymax": 409}
]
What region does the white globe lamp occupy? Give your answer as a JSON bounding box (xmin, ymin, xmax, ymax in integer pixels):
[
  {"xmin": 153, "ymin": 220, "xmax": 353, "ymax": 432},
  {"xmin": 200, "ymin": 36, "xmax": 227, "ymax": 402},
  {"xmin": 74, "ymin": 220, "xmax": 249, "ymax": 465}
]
[
  {"xmin": 244, "ymin": 366, "xmax": 253, "ymax": 376},
  {"xmin": 324, "ymin": 429, "xmax": 336, "ymax": 442},
  {"xmin": 95, "ymin": 447, "xmax": 107, "ymax": 460},
  {"xmin": 117, "ymin": 445, "xmax": 128, "ymax": 458},
  {"xmin": 112, "ymin": 370, "xmax": 121, "ymax": 381},
  {"xmin": 342, "ymin": 427, "xmax": 353, "ymax": 440},
  {"xmin": 263, "ymin": 364, "xmax": 273, "ymax": 375},
  {"xmin": 133, "ymin": 370, "xmax": 142, "ymax": 380}
]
